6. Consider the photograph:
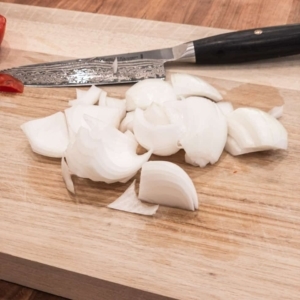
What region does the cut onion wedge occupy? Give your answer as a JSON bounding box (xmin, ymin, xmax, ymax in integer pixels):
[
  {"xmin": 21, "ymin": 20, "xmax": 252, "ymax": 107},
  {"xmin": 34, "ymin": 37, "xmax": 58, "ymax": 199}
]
[
  {"xmin": 65, "ymin": 104, "xmax": 121, "ymax": 139},
  {"xmin": 108, "ymin": 180, "xmax": 159, "ymax": 215},
  {"xmin": 21, "ymin": 112, "xmax": 69, "ymax": 158},
  {"xmin": 61, "ymin": 157, "xmax": 75, "ymax": 194},
  {"xmin": 65, "ymin": 126, "xmax": 152, "ymax": 183},
  {"xmin": 126, "ymin": 79, "xmax": 177, "ymax": 111},
  {"xmin": 69, "ymin": 85, "xmax": 102, "ymax": 106},
  {"xmin": 225, "ymin": 107, "xmax": 288, "ymax": 156},
  {"xmin": 170, "ymin": 73, "xmax": 223, "ymax": 102},
  {"xmin": 133, "ymin": 108, "xmax": 182, "ymax": 156},
  {"xmin": 138, "ymin": 161, "xmax": 198, "ymax": 211},
  {"xmin": 180, "ymin": 97, "xmax": 227, "ymax": 167}
]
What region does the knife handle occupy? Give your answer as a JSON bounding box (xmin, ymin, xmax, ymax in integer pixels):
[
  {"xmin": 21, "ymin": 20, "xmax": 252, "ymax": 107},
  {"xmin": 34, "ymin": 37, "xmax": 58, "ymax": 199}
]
[{"xmin": 193, "ymin": 24, "xmax": 300, "ymax": 64}]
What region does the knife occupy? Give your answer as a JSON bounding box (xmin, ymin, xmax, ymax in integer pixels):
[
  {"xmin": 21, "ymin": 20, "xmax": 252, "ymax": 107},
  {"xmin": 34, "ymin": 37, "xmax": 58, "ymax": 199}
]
[{"xmin": 2, "ymin": 24, "xmax": 300, "ymax": 87}]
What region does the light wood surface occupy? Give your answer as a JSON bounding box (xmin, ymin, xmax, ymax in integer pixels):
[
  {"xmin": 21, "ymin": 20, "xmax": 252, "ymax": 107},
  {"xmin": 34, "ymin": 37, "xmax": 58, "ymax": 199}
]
[{"xmin": 1, "ymin": 2, "xmax": 300, "ymax": 300}]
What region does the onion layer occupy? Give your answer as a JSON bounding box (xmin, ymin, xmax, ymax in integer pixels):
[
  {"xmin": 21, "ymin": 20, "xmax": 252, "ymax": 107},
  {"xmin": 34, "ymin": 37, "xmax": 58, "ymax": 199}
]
[
  {"xmin": 21, "ymin": 112, "xmax": 69, "ymax": 158},
  {"xmin": 180, "ymin": 97, "xmax": 227, "ymax": 167},
  {"xmin": 65, "ymin": 126, "xmax": 152, "ymax": 183},
  {"xmin": 133, "ymin": 107, "xmax": 182, "ymax": 156},
  {"xmin": 170, "ymin": 73, "xmax": 223, "ymax": 102},
  {"xmin": 225, "ymin": 107, "xmax": 288, "ymax": 156},
  {"xmin": 126, "ymin": 79, "xmax": 177, "ymax": 111},
  {"xmin": 108, "ymin": 180, "xmax": 159, "ymax": 215}
]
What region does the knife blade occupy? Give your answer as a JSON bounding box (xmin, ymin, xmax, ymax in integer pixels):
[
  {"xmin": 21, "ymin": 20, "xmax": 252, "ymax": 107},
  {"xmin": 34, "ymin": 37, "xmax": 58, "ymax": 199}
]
[{"xmin": 2, "ymin": 24, "xmax": 300, "ymax": 87}]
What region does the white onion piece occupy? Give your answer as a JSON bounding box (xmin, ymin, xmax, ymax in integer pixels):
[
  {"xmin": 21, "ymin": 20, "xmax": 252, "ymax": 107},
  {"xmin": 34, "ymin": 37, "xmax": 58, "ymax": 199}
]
[
  {"xmin": 65, "ymin": 126, "xmax": 152, "ymax": 183},
  {"xmin": 99, "ymin": 96, "xmax": 126, "ymax": 120},
  {"xmin": 65, "ymin": 104, "xmax": 121, "ymax": 139},
  {"xmin": 138, "ymin": 161, "xmax": 198, "ymax": 211},
  {"xmin": 21, "ymin": 112, "xmax": 69, "ymax": 158},
  {"xmin": 69, "ymin": 85, "xmax": 102, "ymax": 106},
  {"xmin": 144, "ymin": 103, "xmax": 170, "ymax": 125},
  {"xmin": 171, "ymin": 73, "xmax": 223, "ymax": 102},
  {"xmin": 225, "ymin": 107, "xmax": 288, "ymax": 156},
  {"xmin": 268, "ymin": 105, "xmax": 284, "ymax": 119},
  {"xmin": 133, "ymin": 108, "xmax": 182, "ymax": 156},
  {"xmin": 108, "ymin": 180, "xmax": 159, "ymax": 215},
  {"xmin": 126, "ymin": 79, "xmax": 177, "ymax": 111},
  {"xmin": 217, "ymin": 101, "xmax": 234, "ymax": 116},
  {"xmin": 76, "ymin": 88, "xmax": 87, "ymax": 99},
  {"xmin": 61, "ymin": 157, "xmax": 75, "ymax": 194},
  {"xmin": 120, "ymin": 111, "xmax": 134, "ymax": 133},
  {"xmin": 180, "ymin": 97, "xmax": 227, "ymax": 167}
]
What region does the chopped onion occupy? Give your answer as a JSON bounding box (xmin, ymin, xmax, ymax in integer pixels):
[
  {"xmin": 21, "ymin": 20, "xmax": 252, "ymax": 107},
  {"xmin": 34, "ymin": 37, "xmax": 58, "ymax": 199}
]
[
  {"xmin": 108, "ymin": 180, "xmax": 159, "ymax": 215},
  {"xmin": 99, "ymin": 95, "xmax": 126, "ymax": 120},
  {"xmin": 61, "ymin": 157, "xmax": 75, "ymax": 194},
  {"xmin": 65, "ymin": 104, "xmax": 121, "ymax": 139},
  {"xmin": 125, "ymin": 79, "xmax": 177, "ymax": 111},
  {"xmin": 225, "ymin": 107, "xmax": 288, "ymax": 156},
  {"xmin": 119, "ymin": 111, "xmax": 135, "ymax": 132},
  {"xmin": 21, "ymin": 112, "xmax": 69, "ymax": 158},
  {"xmin": 69, "ymin": 85, "xmax": 102, "ymax": 106},
  {"xmin": 216, "ymin": 101, "xmax": 234, "ymax": 116},
  {"xmin": 65, "ymin": 126, "xmax": 152, "ymax": 183},
  {"xmin": 133, "ymin": 108, "xmax": 182, "ymax": 156},
  {"xmin": 180, "ymin": 97, "xmax": 227, "ymax": 167},
  {"xmin": 143, "ymin": 103, "xmax": 170, "ymax": 125},
  {"xmin": 76, "ymin": 88, "xmax": 87, "ymax": 99},
  {"xmin": 170, "ymin": 73, "xmax": 223, "ymax": 102},
  {"xmin": 268, "ymin": 105, "xmax": 284, "ymax": 119},
  {"xmin": 138, "ymin": 161, "xmax": 198, "ymax": 211}
]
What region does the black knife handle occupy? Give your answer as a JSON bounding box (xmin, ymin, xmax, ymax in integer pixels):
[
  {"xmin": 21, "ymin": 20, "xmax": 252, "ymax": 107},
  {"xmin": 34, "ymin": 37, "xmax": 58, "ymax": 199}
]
[{"xmin": 193, "ymin": 24, "xmax": 300, "ymax": 64}]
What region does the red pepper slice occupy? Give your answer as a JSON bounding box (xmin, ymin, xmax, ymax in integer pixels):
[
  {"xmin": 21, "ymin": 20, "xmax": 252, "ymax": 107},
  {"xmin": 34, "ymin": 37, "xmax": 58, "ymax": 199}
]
[
  {"xmin": 0, "ymin": 15, "xmax": 6, "ymax": 46},
  {"xmin": 0, "ymin": 74, "xmax": 24, "ymax": 93}
]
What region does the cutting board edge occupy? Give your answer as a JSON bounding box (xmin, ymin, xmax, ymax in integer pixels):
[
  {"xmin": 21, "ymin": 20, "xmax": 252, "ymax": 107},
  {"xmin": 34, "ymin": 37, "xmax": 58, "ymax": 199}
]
[{"xmin": 0, "ymin": 252, "xmax": 175, "ymax": 300}]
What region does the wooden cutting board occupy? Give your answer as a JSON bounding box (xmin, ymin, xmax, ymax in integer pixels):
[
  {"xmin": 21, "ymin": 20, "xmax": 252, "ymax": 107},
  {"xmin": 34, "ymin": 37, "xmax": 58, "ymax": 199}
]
[{"xmin": 1, "ymin": 3, "xmax": 300, "ymax": 300}]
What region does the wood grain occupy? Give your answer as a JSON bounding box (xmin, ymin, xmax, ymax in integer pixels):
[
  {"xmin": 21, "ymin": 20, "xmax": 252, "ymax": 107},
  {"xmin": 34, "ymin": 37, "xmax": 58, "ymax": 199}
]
[
  {"xmin": 0, "ymin": 2, "xmax": 300, "ymax": 300},
  {"xmin": 0, "ymin": 0, "xmax": 300, "ymax": 29}
]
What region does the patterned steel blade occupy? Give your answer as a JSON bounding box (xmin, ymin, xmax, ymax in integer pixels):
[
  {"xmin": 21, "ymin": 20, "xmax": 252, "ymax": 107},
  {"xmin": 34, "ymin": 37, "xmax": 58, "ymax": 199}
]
[{"xmin": 2, "ymin": 57, "xmax": 166, "ymax": 87}]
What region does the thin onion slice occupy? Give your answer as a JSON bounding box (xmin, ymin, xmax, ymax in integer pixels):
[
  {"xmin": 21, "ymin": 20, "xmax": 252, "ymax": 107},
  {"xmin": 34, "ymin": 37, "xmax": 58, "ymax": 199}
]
[
  {"xmin": 133, "ymin": 108, "xmax": 182, "ymax": 156},
  {"xmin": 69, "ymin": 85, "xmax": 102, "ymax": 106},
  {"xmin": 61, "ymin": 157, "xmax": 75, "ymax": 194},
  {"xmin": 108, "ymin": 180, "xmax": 159, "ymax": 215},
  {"xmin": 21, "ymin": 112, "xmax": 69, "ymax": 158},
  {"xmin": 226, "ymin": 107, "xmax": 288, "ymax": 156},
  {"xmin": 170, "ymin": 73, "xmax": 223, "ymax": 102},
  {"xmin": 138, "ymin": 161, "xmax": 198, "ymax": 211},
  {"xmin": 126, "ymin": 79, "xmax": 177, "ymax": 111}
]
